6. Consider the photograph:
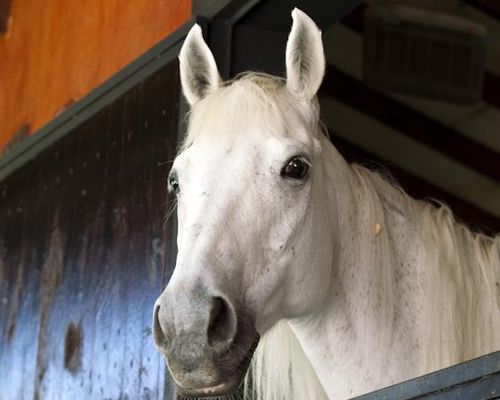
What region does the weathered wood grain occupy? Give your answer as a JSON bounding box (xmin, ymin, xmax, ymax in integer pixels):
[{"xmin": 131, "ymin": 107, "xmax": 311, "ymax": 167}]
[{"xmin": 0, "ymin": 59, "xmax": 180, "ymax": 400}]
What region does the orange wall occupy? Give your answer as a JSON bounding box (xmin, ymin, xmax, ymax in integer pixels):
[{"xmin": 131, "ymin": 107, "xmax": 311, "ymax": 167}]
[{"xmin": 0, "ymin": 0, "xmax": 191, "ymax": 154}]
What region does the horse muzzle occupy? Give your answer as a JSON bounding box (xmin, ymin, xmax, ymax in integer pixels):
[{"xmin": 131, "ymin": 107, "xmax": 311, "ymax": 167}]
[{"xmin": 153, "ymin": 286, "xmax": 259, "ymax": 397}]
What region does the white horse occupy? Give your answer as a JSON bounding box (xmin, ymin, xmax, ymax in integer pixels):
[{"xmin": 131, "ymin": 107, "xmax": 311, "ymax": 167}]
[{"xmin": 153, "ymin": 9, "xmax": 500, "ymax": 400}]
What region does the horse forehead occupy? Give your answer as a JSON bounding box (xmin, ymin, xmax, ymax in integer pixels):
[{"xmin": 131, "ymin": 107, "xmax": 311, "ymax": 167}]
[{"xmin": 180, "ymin": 133, "xmax": 265, "ymax": 169}]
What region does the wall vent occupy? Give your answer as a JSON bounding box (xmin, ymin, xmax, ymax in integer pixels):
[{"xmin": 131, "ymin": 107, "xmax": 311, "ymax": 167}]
[{"xmin": 363, "ymin": 5, "xmax": 486, "ymax": 103}]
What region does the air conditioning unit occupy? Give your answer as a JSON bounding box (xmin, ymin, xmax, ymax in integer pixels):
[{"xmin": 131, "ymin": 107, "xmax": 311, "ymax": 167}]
[{"xmin": 363, "ymin": 5, "xmax": 486, "ymax": 103}]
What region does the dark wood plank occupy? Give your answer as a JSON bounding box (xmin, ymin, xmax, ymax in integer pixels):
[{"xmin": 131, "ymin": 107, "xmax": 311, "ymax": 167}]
[
  {"xmin": 483, "ymin": 71, "xmax": 500, "ymax": 110},
  {"xmin": 465, "ymin": 0, "xmax": 500, "ymax": 22},
  {"xmin": 0, "ymin": 59, "xmax": 180, "ymax": 399}
]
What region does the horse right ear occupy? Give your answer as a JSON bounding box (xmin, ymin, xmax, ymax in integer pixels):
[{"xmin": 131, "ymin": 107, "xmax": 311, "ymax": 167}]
[
  {"xmin": 285, "ymin": 9, "xmax": 325, "ymax": 101},
  {"xmin": 179, "ymin": 24, "xmax": 221, "ymax": 106}
]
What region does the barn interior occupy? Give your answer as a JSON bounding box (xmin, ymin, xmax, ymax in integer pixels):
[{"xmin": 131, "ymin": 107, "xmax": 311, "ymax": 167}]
[{"xmin": 0, "ymin": 0, "xmax": 499, "ymax": 399}]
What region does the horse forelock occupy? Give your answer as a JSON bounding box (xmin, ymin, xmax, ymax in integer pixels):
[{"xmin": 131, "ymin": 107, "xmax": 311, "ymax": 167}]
[{"xmin": 180, "ymin": 72, "xmax": 321, "ymax": 154}]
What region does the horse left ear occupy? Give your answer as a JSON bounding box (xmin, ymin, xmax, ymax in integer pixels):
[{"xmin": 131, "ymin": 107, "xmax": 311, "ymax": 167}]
[
  {"xmin": 285, "ymin": 8, "xmax": 325, "ymax": 101},
  {"xmin": 179, "ymin": 24, "xmax": 221, "ymax": 106}
]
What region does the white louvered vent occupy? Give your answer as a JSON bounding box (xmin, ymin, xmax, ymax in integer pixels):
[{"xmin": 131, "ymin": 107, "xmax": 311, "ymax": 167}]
[{"xmin": 363, "ymin": 5, "xmax": 486, "ymax": 103}]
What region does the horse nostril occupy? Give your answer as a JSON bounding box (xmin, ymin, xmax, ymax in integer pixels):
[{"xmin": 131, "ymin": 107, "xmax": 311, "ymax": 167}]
[
  {"xmin": 207, "ymin": 296, "xmax": 237, "ymax": 352},
  {"xmin": 153, "ymin": 305, "xmax": 169, "ymax": 351}
]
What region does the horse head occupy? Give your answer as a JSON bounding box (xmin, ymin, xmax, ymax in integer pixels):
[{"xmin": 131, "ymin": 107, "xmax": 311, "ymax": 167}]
[{"xmin": 153, "ymin": 9, "xmax": 335, "ymax": 397}]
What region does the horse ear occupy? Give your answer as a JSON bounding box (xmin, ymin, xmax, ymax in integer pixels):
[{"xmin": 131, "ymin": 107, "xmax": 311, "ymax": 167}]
[
  {"xmin": 179, "ymin": 24, "xmax": 221, "ymax": 106},
  {"xmin": 285, "ymin": 8, "xmax": 325, "ymax": 100}
]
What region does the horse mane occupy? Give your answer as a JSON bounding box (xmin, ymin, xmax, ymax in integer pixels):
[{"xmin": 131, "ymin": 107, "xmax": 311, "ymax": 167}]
[
  {"xmin": 354, "ymin": 165, "xmax": 500, "ymax": 365},
  {"xmin": 244, "ymin": 320, "xmax": 328, "ymax": 400}
]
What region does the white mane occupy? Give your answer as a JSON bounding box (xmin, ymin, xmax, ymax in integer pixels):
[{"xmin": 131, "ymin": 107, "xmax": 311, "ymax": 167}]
[{"xmin": 244, "ymin": 320, "xmax": 327, "ymax": 399}]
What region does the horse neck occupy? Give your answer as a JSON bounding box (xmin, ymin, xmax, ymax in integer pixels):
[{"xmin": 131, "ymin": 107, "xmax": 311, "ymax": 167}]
[
  {"xmin": 321, "ymin": 139, "xmax": 403, "ymax": 334},
  {"xmin": 292, "ymin": 136, "xmax": 500, "ymax": 398},
  {"xmin": 290, "ymin": 137, "xmax": 424, "ymax": 398}
]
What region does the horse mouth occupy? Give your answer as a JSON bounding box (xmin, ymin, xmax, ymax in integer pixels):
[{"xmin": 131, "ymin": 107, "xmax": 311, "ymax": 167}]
[{"xmin": 175, "ymin": 337, "xmax": 259, "ymax": 399}]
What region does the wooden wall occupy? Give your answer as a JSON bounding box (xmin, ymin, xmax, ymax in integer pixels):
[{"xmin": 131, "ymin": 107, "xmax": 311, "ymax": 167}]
[
  {"xmin": 0, "ymin": 59, "xmax": 180, "ymax": 400},
  {"xmin": 0, "ymin": 0, "xmax": 191, "ymax": 154}
]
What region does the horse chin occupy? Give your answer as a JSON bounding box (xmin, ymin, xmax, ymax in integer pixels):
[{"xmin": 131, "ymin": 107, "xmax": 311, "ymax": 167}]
[
  {"xmin": 175, "ymin": 337, "xmax": 259, "ymax": 399},
  {"xmin": 175, "ymin": 376, "xmax": 243, "ymax": 399}
]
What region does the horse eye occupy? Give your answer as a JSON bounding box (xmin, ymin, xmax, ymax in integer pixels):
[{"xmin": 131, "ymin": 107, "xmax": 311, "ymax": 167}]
[
  {"xmin": 168, "ymin": 175, "xmax": 180, "ymax": 194},
  {"xmin": 281, "ymin": 156, "xmax": 309, "ymax": 180}
]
